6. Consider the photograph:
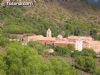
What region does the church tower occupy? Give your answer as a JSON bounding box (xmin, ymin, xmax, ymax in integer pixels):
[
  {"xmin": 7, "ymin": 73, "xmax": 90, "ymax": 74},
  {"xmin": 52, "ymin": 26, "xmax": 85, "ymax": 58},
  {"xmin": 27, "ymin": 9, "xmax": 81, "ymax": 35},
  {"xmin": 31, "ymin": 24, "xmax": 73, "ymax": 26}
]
[{"xmin": 46, "ymin": 28, "xmax": 52, "ymax": 37}]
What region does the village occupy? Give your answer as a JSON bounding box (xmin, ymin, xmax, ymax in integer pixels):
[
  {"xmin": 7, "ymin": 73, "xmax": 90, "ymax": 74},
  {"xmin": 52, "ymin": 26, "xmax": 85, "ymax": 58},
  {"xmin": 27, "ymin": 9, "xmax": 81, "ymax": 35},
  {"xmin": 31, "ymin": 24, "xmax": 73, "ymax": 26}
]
[
  {"xmin": 0, "ymin": 0, "xmax": 100, "ymax": 74},
  {"xmin": 10, "ymin": 28, "xmax": 100, "ymax": 54}
]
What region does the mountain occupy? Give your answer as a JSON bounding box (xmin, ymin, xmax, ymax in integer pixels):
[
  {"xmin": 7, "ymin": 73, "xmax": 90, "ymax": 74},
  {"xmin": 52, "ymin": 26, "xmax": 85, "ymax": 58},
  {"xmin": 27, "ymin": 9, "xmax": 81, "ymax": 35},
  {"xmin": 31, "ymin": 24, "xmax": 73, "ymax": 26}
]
[{"xmin": 0, "ymin": 0, "xmax": 100, "ymax": 40}]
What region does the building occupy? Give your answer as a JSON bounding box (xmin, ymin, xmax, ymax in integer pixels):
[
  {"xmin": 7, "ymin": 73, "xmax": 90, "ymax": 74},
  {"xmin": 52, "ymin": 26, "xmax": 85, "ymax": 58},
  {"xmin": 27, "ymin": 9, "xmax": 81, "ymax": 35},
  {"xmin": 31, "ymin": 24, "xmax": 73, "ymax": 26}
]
[{"xmin": 22, "ymin": 28, "xmax": 100, "ymax": 54}]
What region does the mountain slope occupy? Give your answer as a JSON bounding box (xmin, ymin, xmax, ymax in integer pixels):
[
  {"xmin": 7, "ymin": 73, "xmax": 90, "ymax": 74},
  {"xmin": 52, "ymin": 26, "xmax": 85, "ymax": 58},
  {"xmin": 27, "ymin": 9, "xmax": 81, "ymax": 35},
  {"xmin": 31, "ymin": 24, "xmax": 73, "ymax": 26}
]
[{"xmin": 0, "ymin": 0, "xmax": 100, "ymax": 40}]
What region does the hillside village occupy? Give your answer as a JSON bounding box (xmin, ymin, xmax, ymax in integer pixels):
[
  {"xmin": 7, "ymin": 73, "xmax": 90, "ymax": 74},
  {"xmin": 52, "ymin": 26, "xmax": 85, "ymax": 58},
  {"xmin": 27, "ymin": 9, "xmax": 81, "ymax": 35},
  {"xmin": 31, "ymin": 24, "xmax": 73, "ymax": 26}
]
[
  {"xmin": 10, "ymin": 28, "xmax": 100, "ymax": 54},
  {"xmin": 0, "ymin": 0, "xmax": 100, "ymax": 54},
  {"xmin": 0, "ymin": 0, "xmax": 100, "ymax": 75}
]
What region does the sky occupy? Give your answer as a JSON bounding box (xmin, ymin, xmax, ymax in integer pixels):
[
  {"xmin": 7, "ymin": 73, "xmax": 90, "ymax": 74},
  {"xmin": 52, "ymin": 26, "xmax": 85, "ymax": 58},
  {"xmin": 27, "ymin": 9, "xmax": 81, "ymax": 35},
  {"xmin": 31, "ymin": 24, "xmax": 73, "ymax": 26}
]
[{"xmin": 87, "ymin": 0, "xmax": 100, "ymax": 7}]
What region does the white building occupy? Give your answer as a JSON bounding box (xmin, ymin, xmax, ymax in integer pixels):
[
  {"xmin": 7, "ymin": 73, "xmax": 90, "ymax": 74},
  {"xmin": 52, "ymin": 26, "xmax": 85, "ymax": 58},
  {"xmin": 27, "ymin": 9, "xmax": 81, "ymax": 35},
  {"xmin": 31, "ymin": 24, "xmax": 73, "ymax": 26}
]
[{"xmin": 75, "ymin": 39, "xmax": 83, "ymax": 51}]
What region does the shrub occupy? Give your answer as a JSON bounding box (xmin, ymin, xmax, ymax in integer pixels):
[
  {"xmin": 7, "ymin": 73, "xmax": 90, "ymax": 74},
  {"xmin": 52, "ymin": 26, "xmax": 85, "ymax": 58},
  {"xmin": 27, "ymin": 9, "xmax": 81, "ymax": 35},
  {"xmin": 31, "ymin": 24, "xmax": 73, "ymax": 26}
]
[
  {"xmin": 82, "ymin": 48, "xmax": 96, "ymax": 58},
  {"xmin": 94, "ymin": 67, "xmax": 100, "ymax": 75},
  {"xmin": 74, "ymin": 56, "xmax": 95, "ymax": 73},
  {"xmin": 28, "ymin": 41, "xmax": 48, "ymax": 55},
  {"xmin": 0, "ymin": 35, "xmax": 9, "ymax": 47},
  {"xmin": 54, "ymin": 45, "xmax": 74, "ymax": 56}
]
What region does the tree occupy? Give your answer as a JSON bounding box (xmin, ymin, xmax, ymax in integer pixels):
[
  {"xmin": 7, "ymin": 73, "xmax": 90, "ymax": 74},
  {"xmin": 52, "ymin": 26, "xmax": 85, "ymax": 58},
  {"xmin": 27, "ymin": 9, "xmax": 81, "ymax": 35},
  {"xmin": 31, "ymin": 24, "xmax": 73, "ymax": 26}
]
[
  {"xmin": 0, "ymin": 53, "xmax": 6, "ymax": 75},
  {"xmin": 94, "ymin": 67, "xmax": 100, "ymax": 75},
  {"xmin": 28, "ymin": 41, "xmax": 48, "ymax": 55},
  {"xmin": 71, "ymin": 50, "xmax": 82, "ymax": 57},
  {"xmin": 6, "ymin": 42, "xmax": 43, "ymax": 75},
  {"xmin": 90, "ymin": 28, "xmax": 97, "ymax": 39},
  {"xmin": 74, "ymin": 27, "xmax": 81, "ymax": 36},
  {"xmin": 0, "ymin": 35, "xmax": 9, "ymax": 47},
  {"xmin": 54, "ymin": 45, "xmax": 74, "ymax": 56},
  {"xmin": 49, "ymin": 56, "xmax": 78, "ymax": 75},
  {"xmin": 54, "ymin": 46, "xmax": 67, "ymax": 56},
  {"xmin": 82, "ymin": 48, "xmax": 96, "ymax": 58},
  {"xmin": 74, "ymin": 56, "xmax": 95, "ymax": 73}
]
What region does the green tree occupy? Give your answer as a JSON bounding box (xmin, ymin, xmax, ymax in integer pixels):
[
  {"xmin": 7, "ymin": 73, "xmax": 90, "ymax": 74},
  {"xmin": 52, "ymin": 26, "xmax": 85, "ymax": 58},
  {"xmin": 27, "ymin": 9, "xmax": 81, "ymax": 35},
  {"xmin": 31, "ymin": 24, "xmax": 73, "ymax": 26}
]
[
  {"xmin": 54, "ymin": 46, "xmax": 67, "ymax": 56},
  {"xmin": 71, "ymin": 50, "xmax": 82, "ymax": 57},
  {"xmin": 82, "ymin": 48, "xmax": 96, "ymax": 58},
  {"xmin": 28, "ymin": 41, "xmax": 48, "ymax": 55},
  {"xmin": 74, "ymin": 56, "xmax": 95, "ymax": 73},
  {"xmin": 49, "ymin": 56, "xmax": 78, "ymax": 75},
  {"xmin": 6, "ymin": 42, "xmax": 43, "ymax": 75},
  {"xmin": 0, "ymin": 53, "xmax": 6, "ymax": 75},
  {"xmin": 54, "ymin": 45, "xmax": 74, "ymax": 56},
  {"xmin": 94, "ymin": 67, "xmax": 100, "ymax": 75},
  {"xmin": 0, "ymin": 35, "xmax": 9, "ymax": 47}
]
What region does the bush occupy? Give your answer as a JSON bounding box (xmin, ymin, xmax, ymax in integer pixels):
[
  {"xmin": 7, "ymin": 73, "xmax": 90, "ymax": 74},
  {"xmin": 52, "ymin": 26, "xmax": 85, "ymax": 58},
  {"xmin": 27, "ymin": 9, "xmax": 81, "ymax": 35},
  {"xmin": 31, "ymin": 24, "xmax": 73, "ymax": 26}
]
[
  {"xmin": 74, "ymin": 56, "xmax": 95, "ymax": 73},
  {"xmin": 0, "ymin": 53, "xmax": 7, "ymax": 75},
  {"xmin": 82, "ymin": 48, "xmax": 96, "ymax": 58},
  {"xmin": 94, "ymin": 67, "xmax": 100, "ymax": 75},
  {"xmin": 28, "ymin": 41, "xmax": 48, "ymax": 55},
  {"xmin": 71, "ymin": 50, "xmax": 82, "ymax": 57},
  {"xmin": 0, "ymin": 35, "xmax": 9, "ymax": 47},
  {"xmin": 54, "ymin": 45, "xmax": 74, "ymax": 56},
  {"xmin": 48, "ymin": 56, "xmax": 78, "ymax": 75}
]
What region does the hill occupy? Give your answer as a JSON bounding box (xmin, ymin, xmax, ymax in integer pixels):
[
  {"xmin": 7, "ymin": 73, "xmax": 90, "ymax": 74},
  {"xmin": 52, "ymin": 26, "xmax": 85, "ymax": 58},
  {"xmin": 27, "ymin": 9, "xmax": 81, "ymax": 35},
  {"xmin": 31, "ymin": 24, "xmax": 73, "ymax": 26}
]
[{"xmin": 0, "ymin": 0, "xmax": 100, "ymax": 40}]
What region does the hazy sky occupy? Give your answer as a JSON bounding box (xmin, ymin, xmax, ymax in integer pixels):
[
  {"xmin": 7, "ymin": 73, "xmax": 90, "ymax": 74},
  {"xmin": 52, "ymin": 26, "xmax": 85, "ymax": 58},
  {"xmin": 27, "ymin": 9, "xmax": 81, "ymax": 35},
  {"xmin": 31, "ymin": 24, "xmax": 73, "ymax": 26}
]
[{"xmin": 88, "ymin": 0, "xmax": 100, "ymax": 7}]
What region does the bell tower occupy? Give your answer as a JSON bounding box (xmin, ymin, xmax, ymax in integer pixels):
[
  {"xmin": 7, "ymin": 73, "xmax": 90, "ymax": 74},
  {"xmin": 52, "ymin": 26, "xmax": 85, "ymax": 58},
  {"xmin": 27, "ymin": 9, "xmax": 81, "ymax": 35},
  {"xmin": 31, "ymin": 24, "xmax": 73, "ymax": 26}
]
[{"xmin": 46, "ymin": 28, "xmax": 52, "ymax": 37}]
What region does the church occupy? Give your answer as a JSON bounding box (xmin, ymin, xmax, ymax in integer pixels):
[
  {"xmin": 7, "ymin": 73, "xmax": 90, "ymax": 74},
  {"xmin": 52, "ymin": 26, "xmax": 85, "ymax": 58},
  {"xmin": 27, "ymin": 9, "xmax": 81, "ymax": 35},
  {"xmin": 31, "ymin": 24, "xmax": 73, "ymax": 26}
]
[{"xmin": 22, "ymin": 28, "xmax": 100, "ymax": 54}]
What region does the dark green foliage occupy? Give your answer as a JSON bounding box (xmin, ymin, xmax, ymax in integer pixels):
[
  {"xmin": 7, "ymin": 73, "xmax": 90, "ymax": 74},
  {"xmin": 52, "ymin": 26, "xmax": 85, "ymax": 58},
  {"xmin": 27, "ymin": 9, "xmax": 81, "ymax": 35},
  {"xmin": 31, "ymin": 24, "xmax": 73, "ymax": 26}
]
[
  {"xmin": 60, "ymin": 20, "xmax": 100, "ymax": 40},
  {"xmin": 54, "ymin": 46, "xmax": 67, "ymax": 56},
  {"xmin": 28, "ymin": 41, "xmax": 48, "ymax": 55},
  {"xmin": 75, "ymin": 56, "xmax": 95, "ymax": 73},
  {"xmin": 90, "ymin": 28, "xmax": 100, "ymax": 40},
  {"xmin": 54, "ymin": 45, "xmax": 74, "ymax": 56},
  {"xmin": 71, "ymin": 50, "xmax": 82, "ymax": 57},
  {"xmin": 71, "ymin": 48, "xmax": 96, "ymax": 58},
  {"xmin": 72, "ymin": 48, "xmax": 96, "ymax": 73},
  {"xmin": 0, "ymin": 53, "xmax": 7, "ymax": 75},
  {"xmin": 94, "ymin": 67, "xmax": 100, "ymax": 75},
  {"xmin": 0, "ymin": 34, "xmax": 9, "ymax": 47},
  {"xmin": 48, "ymin": 56, "xmax": 78, "ymax": 75},
  {"xmin": 82, "ymin": 48, "xmax": 96, "ymax": 58},
  {"xmin": 60, "ymin": 20, "xmax": 92, "ymax": 37}
]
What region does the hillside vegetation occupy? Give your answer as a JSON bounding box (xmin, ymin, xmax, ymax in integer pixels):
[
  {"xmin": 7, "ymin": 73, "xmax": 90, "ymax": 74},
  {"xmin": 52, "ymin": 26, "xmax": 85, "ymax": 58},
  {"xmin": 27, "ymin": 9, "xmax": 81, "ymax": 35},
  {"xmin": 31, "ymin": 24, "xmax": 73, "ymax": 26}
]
[{"xmin": 0, "ymin": 0, "xmax": 100, "ymax": 40}]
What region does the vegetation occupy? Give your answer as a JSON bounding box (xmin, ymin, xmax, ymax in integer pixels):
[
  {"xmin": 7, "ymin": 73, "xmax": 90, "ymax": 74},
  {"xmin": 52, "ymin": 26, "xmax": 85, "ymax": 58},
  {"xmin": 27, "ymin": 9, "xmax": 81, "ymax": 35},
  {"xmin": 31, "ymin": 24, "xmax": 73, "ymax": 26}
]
[
  {"xmin": 0, "ymin": 6, "xmax": 100, "ymax": 40},
  {"xmin": 0, "ymin": 42, "xmax": 78, "ymax": 75},
  {"xmin": 74, "ymin": 56, "xmax": 95, "ymax": 73},
  {"xmin": 82, "ymin": 48, "xmax": 96, "ymax": 58},
  {"xmin": 28, "ymin": 41, "xmax": 48, "ymax": 55},
  {"xmin": 94, "ymin": 67, "xmax": 100, "ymax": 75},
  {"xmin": 0, "ymin": 34, "xmax": 9, "ymax": 47},
  {"xmin": 54, "ymin": 45, "xmax": 74, "ymax": 56},
  {"xmin": 72, "ymin": 49, "xmax": 96, "ymax": 73},
  {"xmin": 0, "ymin": 37, "xmax": 99, "ymax": 75},
  {"xmin": 54, "ymin": 45, "xmax": 98, "ymax": 74}
]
